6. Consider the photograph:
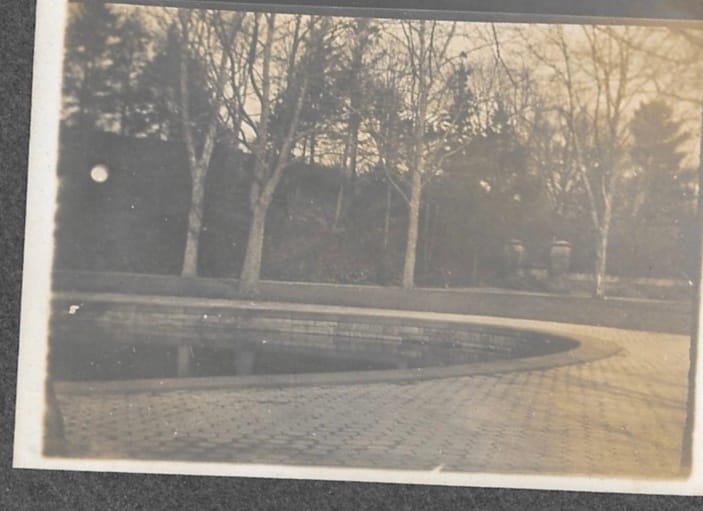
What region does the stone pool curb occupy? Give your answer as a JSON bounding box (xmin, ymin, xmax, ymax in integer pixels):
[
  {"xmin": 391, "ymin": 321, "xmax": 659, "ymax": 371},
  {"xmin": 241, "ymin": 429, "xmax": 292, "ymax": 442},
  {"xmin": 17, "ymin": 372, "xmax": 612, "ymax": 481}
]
[
  {"xmin": 54, "ymin": 339, "xmax": 621, "ymax": 395},
  {"xmin": 53, "ymin": 293, "xmax": 622, "ymax": 395}
]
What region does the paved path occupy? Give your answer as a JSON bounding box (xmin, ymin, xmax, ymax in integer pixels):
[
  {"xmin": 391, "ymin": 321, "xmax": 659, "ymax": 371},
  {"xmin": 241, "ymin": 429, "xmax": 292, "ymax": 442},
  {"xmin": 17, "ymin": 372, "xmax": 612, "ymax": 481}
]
[{"xmin": 54, "ymin": 306, "xmax": 690, "ymax": 478}]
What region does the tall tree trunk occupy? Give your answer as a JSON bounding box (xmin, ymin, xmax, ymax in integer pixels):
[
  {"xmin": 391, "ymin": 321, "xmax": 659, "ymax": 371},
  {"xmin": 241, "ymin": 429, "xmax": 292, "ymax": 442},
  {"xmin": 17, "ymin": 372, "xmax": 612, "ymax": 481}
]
[
  {"xmin": 238, "ymin": 13, "xmax": 275, "ymax": 296},
  {"xmin": 402, "ymin": 168, "xmax": 422, "ymax": 288},
  {"xmin": 239, "ymin": 201, "xmax": 268, "ymax": 294},
  {"xmin": 181, "ymin": 167, "xmax": 206, "ymax": 276},
  {"xmin": 593, "ymin": 235, "xmax": 606, "ymax": 298},
  {"xmin": 332, "ymin": 133, "xmax": 349, "ymax": 231},
  {"xmin": 332, "ymin": 97, "xmax": 362, "ymax": 230},
  {"xmin": 334, "ymin": 125, "xmax": 354, "ymax": 230},
  {"xmin": 309, "ymin": 126, "xmax": 317, "ymax": 165},
  {"xmin": 332, "ymin": 182, "xmax": 345, "ymax": 231},
  {"xmin": 383, "ymin": 180, "xmax": 392, "ymax": 250},
  {"xmin": 402, "ymin": 50, "xmax": 427, "ymax": 288},
  {"xmin": 239, "ymin": 14, "xmax": 323, "ymax": 293},
  {"xmin": 401, "ymin": 20, "xmax": 430, "ymax": 290},
  {"xmin": 332, "ymin": 20, "xmax": 367, "ymax": 230},
  {"xmin": 300, "ymin": 137, "xmax": 307, "ymax": 161},
  {"xmin": 348, "ymin": 109, "xmax": 360, "ymax": 190},
  {"xmin": 593, "ymin": 217, "xmax": 611, "ymax": 298},
  {"xmin": 177, "ymin": 13, "xmax": 229, "ymax": 277},
  {"xmin": 332, "ymin": 155, "xmax": 348, "ymax": 232}
]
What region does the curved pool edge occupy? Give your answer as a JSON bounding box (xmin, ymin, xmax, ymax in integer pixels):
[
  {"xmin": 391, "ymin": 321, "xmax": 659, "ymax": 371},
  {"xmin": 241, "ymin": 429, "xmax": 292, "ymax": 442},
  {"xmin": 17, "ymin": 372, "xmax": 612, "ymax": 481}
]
[{"xmin": 53, "ymin": 331, "xmax": 622, "ymax": 396}]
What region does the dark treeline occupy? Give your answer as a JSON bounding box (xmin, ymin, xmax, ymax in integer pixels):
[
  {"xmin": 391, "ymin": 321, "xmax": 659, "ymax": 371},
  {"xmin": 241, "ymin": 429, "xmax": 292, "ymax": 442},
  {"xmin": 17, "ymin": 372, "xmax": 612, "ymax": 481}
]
[{"xmin": 56, "ymin": 2, "xmax": 703, "ymax": 296}]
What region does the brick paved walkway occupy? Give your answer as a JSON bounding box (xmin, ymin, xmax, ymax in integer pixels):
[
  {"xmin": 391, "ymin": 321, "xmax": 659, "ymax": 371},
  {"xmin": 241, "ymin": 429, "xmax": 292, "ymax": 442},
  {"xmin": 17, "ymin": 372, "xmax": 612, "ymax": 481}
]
[{"xmin": 54, "ymin": 305, "xmax": 690, "ymax": 478}]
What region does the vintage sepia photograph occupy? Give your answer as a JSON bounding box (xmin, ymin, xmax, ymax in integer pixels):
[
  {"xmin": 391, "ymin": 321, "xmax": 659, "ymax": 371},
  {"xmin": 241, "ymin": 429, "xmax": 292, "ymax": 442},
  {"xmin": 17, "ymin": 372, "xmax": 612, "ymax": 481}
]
[{"xmin": 13, "ymin": 0, "xmax": 703, "ymax": 493}]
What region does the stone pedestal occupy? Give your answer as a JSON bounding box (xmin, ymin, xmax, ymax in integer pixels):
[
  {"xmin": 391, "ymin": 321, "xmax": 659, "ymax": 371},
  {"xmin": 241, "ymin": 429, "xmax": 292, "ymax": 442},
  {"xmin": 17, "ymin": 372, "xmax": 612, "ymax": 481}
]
[
  {"xmin": 547, "ymin": 240, "xmax": 572, "ymax": 293},
  {"xmin": 504, "ymin": 239, "xmax": 527, "ymax": 288}
]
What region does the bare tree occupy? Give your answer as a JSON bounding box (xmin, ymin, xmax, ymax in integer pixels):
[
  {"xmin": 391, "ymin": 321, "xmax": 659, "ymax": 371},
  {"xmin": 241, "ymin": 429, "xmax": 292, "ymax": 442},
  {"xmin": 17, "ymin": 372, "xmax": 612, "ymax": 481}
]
[
  {"xmin": 238, "ymin": 14, "xmax": 333, "ymax": 294},
  {"xmin": 525, "ymin": 25, "xmax": 654, "ymax": 297},
  {"xmin": 364, "ymin": 39, "xmax": 406, "ymax": 253},
  {"xmin": 176, "ymin": 10, "xmax": 241, "ymax": 277},
  {"xmin": 396, "ymin": 19, "xmax": 458, "ymax": 289},
  {"xmin": 331, "ymin": 18, "xmax": 375, "ymax": 231}
]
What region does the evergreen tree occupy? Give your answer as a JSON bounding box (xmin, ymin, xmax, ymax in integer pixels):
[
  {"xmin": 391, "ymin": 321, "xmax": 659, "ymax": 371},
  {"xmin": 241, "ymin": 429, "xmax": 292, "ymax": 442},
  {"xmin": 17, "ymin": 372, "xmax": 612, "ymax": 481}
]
[
  {"xmin": 109, "ymin": 11, "xmax": 150, "ymax": 136},
  {"xmin": 629, "ymin": 99, "xmax": 691, "ymax": 220},
  {"xmin": 63, "ymin": 3, "xmax": 152, "ymax": 135},
  {"xmin": 137, "ymin": 23, "xmax": 215, "ymax": 141},
  {"xmin": 612, "ymin": 99, "xmax": 695, "ymax": 278},
  {"xmin": 62, "ymin": 1, "xmax": 122, "ymax": 131}
]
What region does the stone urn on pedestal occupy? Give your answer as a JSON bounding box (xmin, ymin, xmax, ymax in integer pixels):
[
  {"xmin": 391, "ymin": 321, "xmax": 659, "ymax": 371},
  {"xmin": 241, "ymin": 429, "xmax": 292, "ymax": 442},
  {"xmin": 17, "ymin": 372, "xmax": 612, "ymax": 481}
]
[
  {"xmin": 503, "ymin": 239, "xmax": 527, "ymax": 288},
  {"xmin": 547, "ymin": 240, "xmax": 572, "ymax": 293}
]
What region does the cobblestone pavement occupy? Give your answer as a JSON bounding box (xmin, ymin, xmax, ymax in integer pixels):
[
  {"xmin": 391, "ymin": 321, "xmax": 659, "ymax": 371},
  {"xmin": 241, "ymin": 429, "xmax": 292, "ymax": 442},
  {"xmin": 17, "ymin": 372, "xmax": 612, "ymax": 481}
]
[{"xmin": 55, "ymin": 316, "xmax": 690, "ymax": 478}]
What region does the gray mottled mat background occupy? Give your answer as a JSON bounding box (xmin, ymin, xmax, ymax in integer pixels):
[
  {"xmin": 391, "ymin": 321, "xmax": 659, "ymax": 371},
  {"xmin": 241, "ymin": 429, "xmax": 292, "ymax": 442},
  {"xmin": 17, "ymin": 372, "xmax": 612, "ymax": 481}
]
[{"xmin": 2, "ymin": 1, "xmax": 703, "ymax": 509}]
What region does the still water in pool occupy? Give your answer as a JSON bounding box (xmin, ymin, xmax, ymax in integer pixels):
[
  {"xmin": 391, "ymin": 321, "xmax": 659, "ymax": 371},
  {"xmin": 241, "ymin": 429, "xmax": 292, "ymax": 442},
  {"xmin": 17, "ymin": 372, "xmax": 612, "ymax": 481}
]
[{"xmin": 49, "ymin": 334, "xmax": 515, "ymax": 381}]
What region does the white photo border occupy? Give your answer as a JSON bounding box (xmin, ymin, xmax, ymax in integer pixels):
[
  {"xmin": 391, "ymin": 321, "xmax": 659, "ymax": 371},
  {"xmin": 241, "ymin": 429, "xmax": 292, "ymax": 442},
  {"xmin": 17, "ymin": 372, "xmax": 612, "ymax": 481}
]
[{"xmin": 13, "ymin": 0, "xmax": 703, "ymax": 496}]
